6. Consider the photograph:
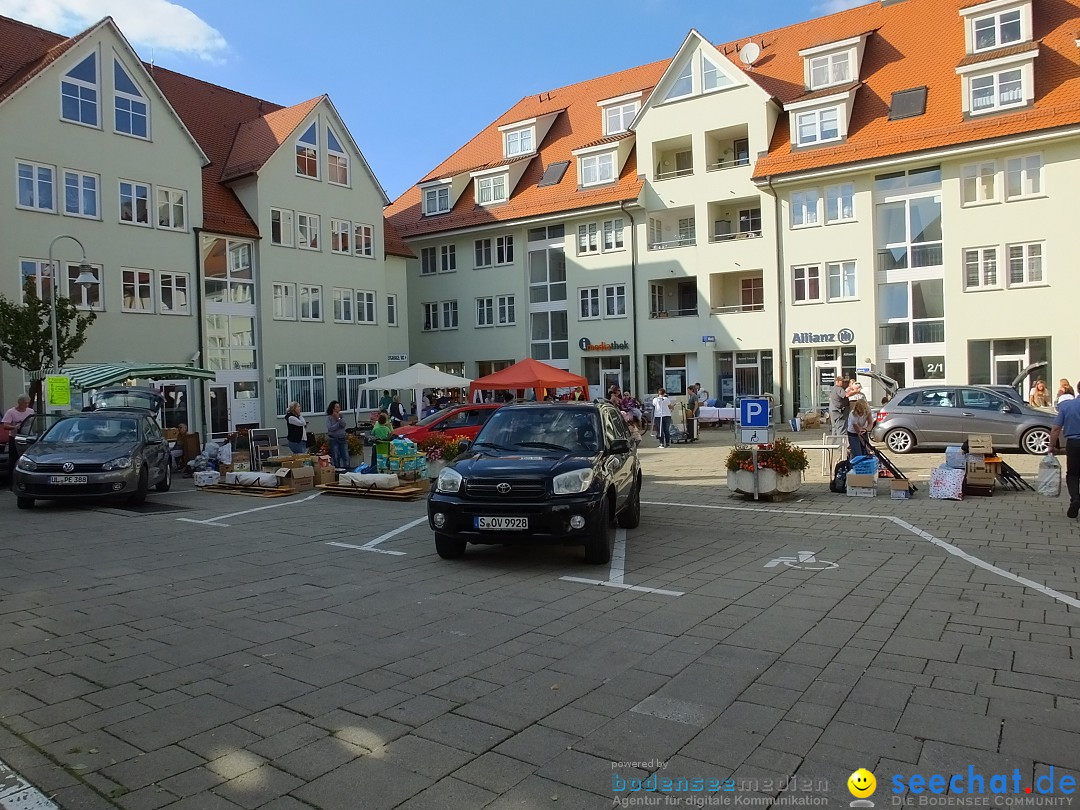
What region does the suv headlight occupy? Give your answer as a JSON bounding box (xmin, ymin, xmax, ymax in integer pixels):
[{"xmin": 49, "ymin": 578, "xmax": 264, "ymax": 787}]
[
  {"xmin": 102, "ymin": 456, "xmax": 133, "ymax": 471},
  {"xmin": 15, "ymin": 456, "xmax": 36, "ymax": 472},
  {"xmin": 553, "ymin": 468, "xmax": 594, "ymax": 495},
  {"xmin": 436, "ymin": 467, "xmax": 463, "ymax": 493}
]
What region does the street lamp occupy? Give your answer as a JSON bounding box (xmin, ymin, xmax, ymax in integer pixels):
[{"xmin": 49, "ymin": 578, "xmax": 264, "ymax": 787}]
[{"xmin": 47, "ymin": 234, "xmax": 96, "ymax": 373}]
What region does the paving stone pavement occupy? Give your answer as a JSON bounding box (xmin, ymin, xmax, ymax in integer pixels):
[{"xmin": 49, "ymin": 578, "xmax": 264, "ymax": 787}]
[{"xmin": 0, "ymin": 429, "xmax": 1077, "ymax": 809}]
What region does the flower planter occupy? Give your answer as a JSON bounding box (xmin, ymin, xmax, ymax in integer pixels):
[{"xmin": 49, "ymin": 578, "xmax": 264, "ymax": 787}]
[
  {"xmin": 427, "ymin": 459, "xmax": 445, "ymax": 480},
  {"xmin": 727, "ymin": 468, "xmax": 802, "ymax": 497}
]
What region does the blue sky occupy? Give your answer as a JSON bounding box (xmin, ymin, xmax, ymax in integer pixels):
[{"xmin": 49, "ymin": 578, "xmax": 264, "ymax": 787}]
[{"xmin": 0, "ymin": 0, "xmax": 863, "ymax": 200}]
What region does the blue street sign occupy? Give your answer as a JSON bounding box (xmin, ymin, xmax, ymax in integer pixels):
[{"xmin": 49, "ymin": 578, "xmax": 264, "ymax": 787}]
[{"xmin": 740, "ymin": 397, "xmax": 770, "ymax": 428}]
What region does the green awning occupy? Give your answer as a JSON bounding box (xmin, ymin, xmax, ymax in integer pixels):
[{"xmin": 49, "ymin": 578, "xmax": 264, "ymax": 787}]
[{"xmin": 62, "ymin": 363, "xmax": 217, "ymax": 389}]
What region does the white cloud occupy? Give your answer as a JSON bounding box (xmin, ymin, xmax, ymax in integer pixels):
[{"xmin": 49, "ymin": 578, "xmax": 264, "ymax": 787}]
[
  {"xmin": 815, "ymin": 0, "xmax": 869, "ymax": 13},
  {"xmin": 0, "ymin": 0, "xmax": 228, "ymax": 62}
]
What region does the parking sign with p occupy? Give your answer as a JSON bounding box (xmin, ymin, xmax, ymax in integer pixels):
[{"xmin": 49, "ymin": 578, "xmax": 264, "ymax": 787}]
[{"xmin": 740, "ymin": 398, "xmax": 770, "ymax": 428}]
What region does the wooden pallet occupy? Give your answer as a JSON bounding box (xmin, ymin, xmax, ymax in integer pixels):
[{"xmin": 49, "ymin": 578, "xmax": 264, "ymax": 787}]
[
  {"xmin": 197, "ymin": 484, "xmax": 298, "ymax": 498},
  {"xmin": 316, "ymin": 482, "xmax": 429, "ymax": 501}
]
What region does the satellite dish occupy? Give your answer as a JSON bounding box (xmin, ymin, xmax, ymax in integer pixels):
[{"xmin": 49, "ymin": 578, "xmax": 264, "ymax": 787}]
[{"xmin": 739, "ymin": 42, "xmax": 761, "ymax": 66}]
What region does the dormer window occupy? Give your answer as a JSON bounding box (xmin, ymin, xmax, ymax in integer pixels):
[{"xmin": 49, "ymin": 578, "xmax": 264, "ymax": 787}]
[
  {"xmin": 971, "ymin": 69, "xmax": 1024, "ymax": 113},
  {"xmin": 973, "ymin": 8, "xmax": 1022, "ymax": 51},
  {"xmin": 666, "ymin": 61, "xmax": 693, "ymax": 101},
  {"xmin": 580, "ymin": 152, "xmax": 615, "ymax": 187},
  {"xmin": 423, "ymin": 184, "xmax": 450, "ymax": 216},
  {"xmin": 476, "ymin": 174, "xmax": 507, "ymax": 205},
  {"xmin": 327, "ymin": 126, "xmax": 349, "ymax": 186},
  {"xmin": 809, "ymin": 52, "xmax": 850, "ymax": 90},
  {"xmin": 505, "ymin": 128, "xmax": 533, "ymax": 157},
  {"xmin": 296, "ymin": 122, "xmax": 318, "ymax": 179},
  {"xmin": 795, "ymin": 107, "xmax": 840, "ymax": 146},
  {"xmin": 113, "ymin": 60, "xmax": 148, "ymax": 138},
  {"xmin": 61, "ymin": 52, "xmax": 98, "ymax": 127}
]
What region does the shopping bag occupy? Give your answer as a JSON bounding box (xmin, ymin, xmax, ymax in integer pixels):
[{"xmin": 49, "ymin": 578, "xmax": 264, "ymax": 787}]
[{"xmin": 1037, "ymin": 454, "xmax": 1061, "ymax": 497}]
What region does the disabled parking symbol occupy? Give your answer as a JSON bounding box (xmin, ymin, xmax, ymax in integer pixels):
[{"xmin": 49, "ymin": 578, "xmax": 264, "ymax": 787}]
[{"xmin": 764, "ymin": 550, "xmax": 839, "ymax": 570}]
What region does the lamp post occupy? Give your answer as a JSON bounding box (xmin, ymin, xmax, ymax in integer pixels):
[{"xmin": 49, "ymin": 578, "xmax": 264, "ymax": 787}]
[{"xmin": 46, "ymin": 234, "xmax": 97, "ymax": 374}]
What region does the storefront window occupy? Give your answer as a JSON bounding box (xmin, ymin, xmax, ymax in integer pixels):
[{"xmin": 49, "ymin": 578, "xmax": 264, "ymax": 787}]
[
  {"xmin": 646, "ymin": 354, "xmax": 687, "ymax": 396},
  {"xmin": 582, "ymin": 356, "xmax": 631, "ymax": 395},
  {"xmin": 967, "ymin": 338, "xmax": 1049, "ymax": 392},
  {"xmin": 716, "ymin": 351, "xmax": 773, "ymax": 406}
]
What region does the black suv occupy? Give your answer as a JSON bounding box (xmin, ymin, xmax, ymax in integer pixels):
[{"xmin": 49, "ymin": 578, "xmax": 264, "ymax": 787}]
[{"xmin": 428, "ymin": 400, "xmax": 641, "ymax": 564}]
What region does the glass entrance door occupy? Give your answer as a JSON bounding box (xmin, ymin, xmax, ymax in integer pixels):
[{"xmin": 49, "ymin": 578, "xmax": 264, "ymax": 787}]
[
  {"xmin": 994, "ymin": 358, "xmax": 1023, "ymax": 387},
  {"xmin": 209, "ymin": 385, "xmax": 229, "ymax": 436},
  {"xmin": 601, "ymin": 369, "xmax": 623, "ymax": 396}
]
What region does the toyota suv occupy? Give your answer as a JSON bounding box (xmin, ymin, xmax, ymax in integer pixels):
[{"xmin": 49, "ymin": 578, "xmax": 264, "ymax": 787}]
[{"xmin": 427, "ymin": 400, "xmax": 641, "ymax": 564}]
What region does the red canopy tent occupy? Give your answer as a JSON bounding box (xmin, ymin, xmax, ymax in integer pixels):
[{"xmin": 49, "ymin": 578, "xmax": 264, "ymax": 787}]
[{"xmin": 469, "ymin": 358, "xmax": 590, "ymax": 402}]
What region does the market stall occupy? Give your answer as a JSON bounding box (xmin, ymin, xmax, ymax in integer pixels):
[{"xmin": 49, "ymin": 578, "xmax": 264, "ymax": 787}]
[{"xmin": 468, "ymin": 358, "xmax": 589, "ymax": 402}]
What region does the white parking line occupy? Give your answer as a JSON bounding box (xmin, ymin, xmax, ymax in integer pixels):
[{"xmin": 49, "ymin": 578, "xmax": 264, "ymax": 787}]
[
  {"xmin": 643, "ymin": 500, "xmax": 1080, "ymax": 610},
  {"xmin": 0, "ymin": 756, "xmax": 57, "ymax": 808},
  {"xmin": 176, "ymin": 491, "xmax": 323, "ymax": 528},
  {"xmin": 559, "ymin": 528, "xmax": 685, "ymax": 597},
  {"xmin": 326, "ymin": 515, "xmax": 427, "ymax": 556}
]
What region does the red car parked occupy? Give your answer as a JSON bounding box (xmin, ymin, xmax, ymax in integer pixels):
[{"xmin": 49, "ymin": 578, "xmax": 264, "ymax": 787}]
[{"xmin": 394, "ymin": 403, "xmax": 502, "ymax": 444}]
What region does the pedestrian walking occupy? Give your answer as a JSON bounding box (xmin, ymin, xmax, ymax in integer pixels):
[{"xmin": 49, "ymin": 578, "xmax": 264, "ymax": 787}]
[
  {"xmin": 652, "ymin": 388, "xmax": 673, "ymax": 448},
  {"xmin": 285, "ymin": 402, "xmax": 307, "ymax": 454},
  {"xmin": 1049, "ymin": 390, "xmax": 1080, "ymax": 518},
  {"xmin": 828, "ymin": 376, "xmax": 849, "ymax": 436},
  {"xmin": 326, "ymin": 401, "xmax": 349, "ymax": 470}
]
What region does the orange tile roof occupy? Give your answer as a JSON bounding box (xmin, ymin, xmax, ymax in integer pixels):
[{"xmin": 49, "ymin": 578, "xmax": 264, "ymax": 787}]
[
  {"xmin": 221, "ymin": 96, "xmax": 323, "ymax": 182},
  {"xmin": 784, "ymin": 81, "xmax": 862, "ymax": 106},
  {"xmin": 390, "ymin": 0, "xmax": 1080, "ymax": 235}
]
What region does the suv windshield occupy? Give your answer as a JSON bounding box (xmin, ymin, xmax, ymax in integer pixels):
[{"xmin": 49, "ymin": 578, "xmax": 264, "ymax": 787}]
[
  {"xmin": 43, "ymin": 417, "xmax": 141, "ymax": 444},
  {"xmin": 475, "ymin": 408, "xmax": 602, "ymax": 454}
]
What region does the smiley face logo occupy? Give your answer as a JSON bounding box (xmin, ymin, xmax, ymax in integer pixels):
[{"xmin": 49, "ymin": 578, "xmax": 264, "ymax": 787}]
[{"xmin": 848, "ymin": 768, "xmax": 876, "ymax": 799}]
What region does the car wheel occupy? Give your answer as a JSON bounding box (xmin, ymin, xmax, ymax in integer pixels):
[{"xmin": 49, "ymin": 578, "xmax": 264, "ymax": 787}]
[
  {"xmin": 155, "ymin": 462, "xmax": 172, "ymax": 492},
  {"xmin": 16, "ymin": 497, "xmax": 34, "ymax": 510},
  {"xmin": 584, "ymin": 497, "xmax": 614, "ymax": 565},
  {"xmin": 884, "ymin": 428, "xmax": 915, "ymax": 454},
  {"xmin": 128, "ymin": 466, "xmax": 149, "ymax": 505},
  {"xmin": 434, "ymin": 532, "xmax": 467, "ymax": 559},
  {"xmin": 1022, "ymin": 427, "xmax": 1051, "ymax": 455},
  {"xmin": 616, "ymin": 476, "xmax": 641, "ymax": 529}
]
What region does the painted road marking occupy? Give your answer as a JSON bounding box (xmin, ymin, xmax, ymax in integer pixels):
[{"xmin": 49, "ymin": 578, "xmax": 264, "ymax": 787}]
[
  {"xmin": 644, "ymin": 500, "xmax": 1080, "ymax": 610},
  {"xmin": 560, "ymin": 528, "xmax": 685, "ymax": 597},
  {"xmin": 176, "ymin": 491, "xmax": 323, "ymax": 528},
  {"xmin": 764, "ymin": 550, "xmax": 839, "ymax": 570},
  {"xmin": 327, "ymin": 516, "xmax": 427, "ymax": 556},
  {"xmin": 0, "ymin": 757, "xmax": 57, "ymax": 809}
]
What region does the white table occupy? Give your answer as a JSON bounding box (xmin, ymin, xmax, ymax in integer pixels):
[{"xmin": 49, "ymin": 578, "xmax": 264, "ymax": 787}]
[{"xmin": 698, "ymin": 406, "xmax": 736, "ymax": 424}]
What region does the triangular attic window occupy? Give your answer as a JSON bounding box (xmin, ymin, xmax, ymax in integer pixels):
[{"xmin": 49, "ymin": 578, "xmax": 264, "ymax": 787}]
[
  {"xmin": 665, "ymin": 60, "xmax": 693, "ymax": 100},
  {"xmin": 703, "ymin": 55, "xmax": 733, "ymax": 91}
]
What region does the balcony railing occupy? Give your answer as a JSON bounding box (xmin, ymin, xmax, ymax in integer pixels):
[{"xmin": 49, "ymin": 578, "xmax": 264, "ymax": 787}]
[
  {"xmin": 707, "ymin": 155, "xmax": 751, "ymax": 172},
  {"xmin": 655, "ymin": 167, "xmax": 694, "ymax": 181},
  {"xmin": 649, "ymin": 307, "xmax": 698, "ymax": 319},
  {"xmin": 711, "ymin": 303, "xmax": 765, "ymax": 315},
  {"xmin": 709, "ymin": 229, "xmax": 763, "ymax": 244},
  {"xmin": 648, "ymin": 237, "xmax": 696, "ymax": 251},
  {"xmin": 878, "ymin": 320, "xmax": 945, "ymax": 345}
]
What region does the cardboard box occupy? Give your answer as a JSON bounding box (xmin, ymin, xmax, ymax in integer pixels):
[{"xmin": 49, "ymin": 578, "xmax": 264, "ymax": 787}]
[
  {"xmin": 313, "ymin": 467, "xmax": 337, "ymax": 486},
  {"xmin": 967, "ymin": 434, "xmax": 993, "ymax": 454},
  {"xmin": 275, "ymin": 466, "xmax": 314, "ymax": 491},
  {"xmin": 163, "ymin": 427, "xmax": 180, "ymax": 441},
  {"xmin": 890, "ymin": 479, "xmax": 912, "ymax": 500},
  {"xmin": 846, "ymin": 473, "xmax": 877, "ymax": 489},
  {"xmin": 847, "ymin": 486, "xmax": 877, "ymax": 497},
  {"xmin": 966, "ymin": 470, "xmax": 996, "ymax": 486}
]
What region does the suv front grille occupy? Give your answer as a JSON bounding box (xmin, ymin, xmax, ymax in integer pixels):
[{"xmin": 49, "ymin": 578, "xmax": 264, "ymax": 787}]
[
  {"xmin": 465, "ymin": 478, "xmax": 547, "ymax": 499},
  {"xmin": 34, "ymin": 463, "xmax": 104, "ymax": 472}
]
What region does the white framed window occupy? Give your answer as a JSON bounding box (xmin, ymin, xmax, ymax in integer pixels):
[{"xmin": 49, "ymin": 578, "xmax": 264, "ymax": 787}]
[
  {"xmin": 336, "ymin": 363, "xmax": 380, "ymax": 412},
  {"xmin": 826, "ymin": 260, "xmax": 857, "ymax": 301},
  {"xmin": 17, "ymin": 161, "xmax": 55, "ymax": 212},
  {"xmin": 963, "ymin": 247, "xmax": 999, "ymax": 290},
  {"xmin": 961, "ymin": 162, "xmax": 997, "ymax": 205},
  {"xmin": 158, "ymin": 271, "xmax": 189, "ymax": 315},
  {"xmin": 477, "ymin": 174, "xmax": 507, "ymax": 205},
  {"xmin": 438, "ymin": 244, "xmax": 456, "ymax": 273},
  {"xmin": 970, "ymin": 69, "xmax": 1024, "ymax": 114},
  {"xmin": 793, "ymin": 264, "xmax": 822, "ymax": 303},
  {"xmin": 505, "ymin": 128, "xmax": 533, "ymax": 157},
  {"xmin": 61, "ymin": 52, "xmax": 98, "ymax": 127},
  {"xmin": 1006, "ymin": 155, "xmax": 1042, "ymax": 199},
  {"xmin": 423, "ymin": 186, "xmax": 450, "ymax": 215},
  {"xmin": 274, "ymin": 363, "xmax": 325, "ymax": 417},
  {"xmin": 474, "ymin": 239, "xmax": 492, "ymax": 268},
  {"xmin": 296, "ymin": 122, "xmax": 318, "ymax": 179},
  {"xmin": 577, "ymin": 223, "xmax": 599, "ymax": 255},
  {"xmin": 441, "ymin": 300, "xmax": 458, "ymax": 329},
  {"xmin": 122, "ymin": 268, "xmax": 154, "ymax": 313},
  {"xmin": 271, "ymin": 208, "xmax": 294, "ymax": 247},
  {"xmin": 113, "ymin": 59, "xmax": 148, "ymax": 138},
  {"xmin": 421, "ymin": 247, "xmax": 436, "ymax": 275},
  {"xmin": 326, "ymin": 127, "xmax": 349, "ymax": 186},
  {"xmin": 702, "ymin": 55, "xmax": 734, "ymax": 92},
  {"xmin": 119, "ymin": 180, "xmax": 150, "ymax": 225},
  {"xmin": 1007, "ymin": 242, "xmax": 1043, "ymax": 286},
  {"xmin": 496, "ymin": 235, "xmax": 514, "ymax": 265},
  {"xmin": 477, "ymin": 297, "xmax": 495, "ymax": 327},
  {"xmin": 63, "ymin": 169, "xmax": 98, "ymax": 218},
  {"xmin": 580, "ymin": 152, "xmax": 615, "ymax": 187},
  {"xmin": 300, "ymin": 284, "xmax": 322, "ymax": 321},
  {"xmin": 356, "ymin": 290, "xmax": 376, "ymax": 324},
  {"xmin": 333, "ymin": 288, "xmax": 354, "ymax": 322},
  {"xmin": 604, "ymin": 102, "xmax": 638, "ymax": 135},
  {"xmin": 790, "ymin": 189, "xmax": 820, "ymax": 228},
  {"xmin": 497, "ymin": 294, "xmax": 515, "ymax": 325},
  {"xmin": 331, "ymin": 218, "xmax": 351, "ymax": 254},
  {"xmin": 666, "ymin": 60, "xmax": 693, "ymax": 101},
  {"xmin": 156, "ymin": 187, "xmax": 186, "ymax": 230},
  {"xmin": 809, "ymin": 52, "xmax": 850, "ymax": 90},
  {"xmin": 602, "ymin": 219, "xmax": 625, "ymax": 251},
  {"xmin": 297, "ymin": 212, "xmax": 320, "ymax": 250},
  {"xmin": 355, "ymin": 224, "xmax": 374, "ymax": 257},
  {"xmin": 679, "ymin": 217, "xmax": 696, "ymax": 244},
  {"xmin": 973, "ymin": 9, "xmax": 1022, "ymax": 52},
  {"xmin": 795, "ymin": 107, "xmax": 840, "ymax": 146},
  {"xmin": 825, "ymin": 183, "xmax": 855, "ymax": 223},
  {"xmin": 387, "ymin": 294, "xmax": 398, "ymax": 326},
  {"xmin": 741, "ymin": 277, "xmax": 764, "ymax": 311},
  {"xmin": 273, "ymin": 281, "xmax": 297, "ymax": 320},
  {"xmin": 20, "ymin": 259, "xmax": 52, "ymax": 301},
  {"xmin": 423, "ymin": 302, "xmax": 439, "ymax": 331},
  {"xmin": 604, "ymin": 284, "xmax": 626, "ymax": 318},
  {"xmin": 579, "ymin": 287, "xmax": 600, "ymax": 320},
  {"xmin": 67, "ymin": 262, "xmax": 102, "ymax": 311}
]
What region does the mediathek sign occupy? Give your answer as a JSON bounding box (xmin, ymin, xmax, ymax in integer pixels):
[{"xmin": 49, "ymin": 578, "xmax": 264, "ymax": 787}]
[
  {"xmin": 791, "ymin": 328, "xmax": 854, "ymax": 345},
  {"xmin": 579, "ymin": 338, "xmax": 630, "ymax": 352}
]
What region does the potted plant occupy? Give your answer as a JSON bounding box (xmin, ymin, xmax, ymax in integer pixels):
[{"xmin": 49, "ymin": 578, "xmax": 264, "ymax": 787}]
[
  {"xmin": 346, "ymin": 433, "xmax": 366, "ymax": 468},
  {"xmin": 725, "ymin": 436, "xmax": 808, "ymax": 497},
  {"xmin": 418, "ymin": 434, "xmax": 467, "ymax": 478}
]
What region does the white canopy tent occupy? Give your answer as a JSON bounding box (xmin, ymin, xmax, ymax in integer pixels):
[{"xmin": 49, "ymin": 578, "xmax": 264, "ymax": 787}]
[{"xmin": 359, "ymin": 363, "xmax": 472, "ymax": 417}]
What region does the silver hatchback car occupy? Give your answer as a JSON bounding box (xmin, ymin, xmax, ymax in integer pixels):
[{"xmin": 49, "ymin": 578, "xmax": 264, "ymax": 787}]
[{"xmin": 871, "ymin": 385, "xmax": 1055, "ymax": 455}]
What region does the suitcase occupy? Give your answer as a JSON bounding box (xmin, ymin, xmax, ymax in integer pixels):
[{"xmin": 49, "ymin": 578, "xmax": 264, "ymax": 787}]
[{"xmin": 684, "ymin": 415, "xmax": 699, "ymax": 442}]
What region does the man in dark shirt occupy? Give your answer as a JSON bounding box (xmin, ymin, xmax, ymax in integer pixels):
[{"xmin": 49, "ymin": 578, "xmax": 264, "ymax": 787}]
[
  {"xmin": 828, "ymin": 377, "xmax": 849, "ymax": 437},
  {"xmin": 1050, "ymin": 391, "xmax": 1080, "ymax": 517}
]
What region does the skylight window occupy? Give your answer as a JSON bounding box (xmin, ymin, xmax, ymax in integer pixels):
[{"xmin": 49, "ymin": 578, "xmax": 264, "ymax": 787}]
[{"xmin": 296, "ymin": 123, "xmax": 318, "ymax": 179}]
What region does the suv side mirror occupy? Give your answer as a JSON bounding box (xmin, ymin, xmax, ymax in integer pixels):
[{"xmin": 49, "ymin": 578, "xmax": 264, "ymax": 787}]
[
  {"xmin": 457, "ymin": 439, "xmax": 471, "ymax": 454},
  {"xmin": 608, "ymin": 438, "xmax": 631, "ymax": 455}
]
